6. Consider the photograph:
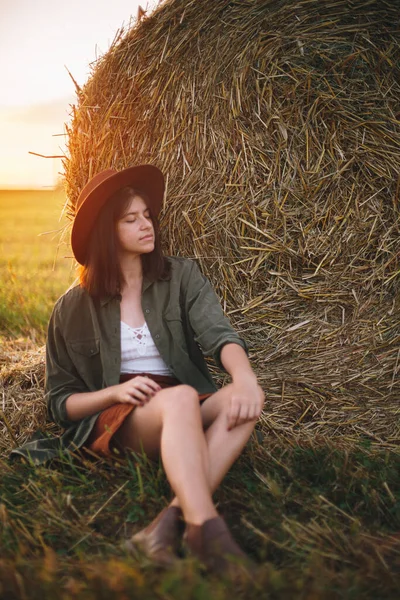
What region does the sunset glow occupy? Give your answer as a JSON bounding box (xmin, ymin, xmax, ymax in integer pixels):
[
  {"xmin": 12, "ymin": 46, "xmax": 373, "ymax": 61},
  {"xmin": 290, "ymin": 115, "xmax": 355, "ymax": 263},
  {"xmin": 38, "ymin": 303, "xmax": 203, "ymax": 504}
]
[{"xmin": 0, "ymin": 0, "xmax": 155, "ymax": 188}]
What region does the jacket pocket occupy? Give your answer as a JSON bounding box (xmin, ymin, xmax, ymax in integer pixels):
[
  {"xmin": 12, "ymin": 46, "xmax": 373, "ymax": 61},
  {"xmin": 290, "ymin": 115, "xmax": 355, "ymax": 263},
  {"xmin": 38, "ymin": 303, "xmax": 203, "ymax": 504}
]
[
  {"xmin": 66, "ymin": 338, "xmax": 101, "ymax": 385},
  {"xmin": 163, "ymin": 307, "xmax": 188, "ymax": 352},
  {"xmin": 68, "ymin": 338, "xmax": 100, "ymax": 357},
  {"xmin": 163, "ymin": 305, "xmax": 183, "ymax": 322}
]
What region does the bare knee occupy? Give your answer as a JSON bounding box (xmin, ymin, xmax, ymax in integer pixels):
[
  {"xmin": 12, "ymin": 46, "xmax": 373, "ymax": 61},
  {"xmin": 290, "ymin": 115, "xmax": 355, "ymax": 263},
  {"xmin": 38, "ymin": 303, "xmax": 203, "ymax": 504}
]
[
  {"xmin": 209, "ymin": 385, "xmax": 233, "ymax": 416},
  {"xmin": 160, "ymin": 384, "xmax": 199, "ymax": 414},
  {"xmin": 176, "ymin": 384, "xmax": 198, "ymax": 399},
  {"xmin": 111, "ymin": 386, "xmax": 198, "ymax": 459}
]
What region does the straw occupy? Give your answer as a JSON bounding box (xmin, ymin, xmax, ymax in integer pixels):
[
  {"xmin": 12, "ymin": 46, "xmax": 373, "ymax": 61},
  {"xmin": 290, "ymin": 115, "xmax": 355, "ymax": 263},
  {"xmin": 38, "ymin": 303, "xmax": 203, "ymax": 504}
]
[{"xmin": 1, "ymin": 0, "xmax": 399, "ymax": 456}]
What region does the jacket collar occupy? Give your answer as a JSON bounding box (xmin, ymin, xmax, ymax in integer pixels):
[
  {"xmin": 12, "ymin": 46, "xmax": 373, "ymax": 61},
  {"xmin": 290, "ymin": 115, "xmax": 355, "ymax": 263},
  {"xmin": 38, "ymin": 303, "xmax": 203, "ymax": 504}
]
[{"xmin": 99, "ymin": 272, "xmax": 168, "ymax": 307}]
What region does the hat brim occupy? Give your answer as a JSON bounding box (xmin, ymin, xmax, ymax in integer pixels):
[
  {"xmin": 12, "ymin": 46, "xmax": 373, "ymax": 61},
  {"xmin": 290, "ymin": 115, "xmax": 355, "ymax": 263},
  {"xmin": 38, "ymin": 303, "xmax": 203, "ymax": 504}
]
[{"xmin": 71, "ymin": 165, "xmax": 164, "ymax": 265}]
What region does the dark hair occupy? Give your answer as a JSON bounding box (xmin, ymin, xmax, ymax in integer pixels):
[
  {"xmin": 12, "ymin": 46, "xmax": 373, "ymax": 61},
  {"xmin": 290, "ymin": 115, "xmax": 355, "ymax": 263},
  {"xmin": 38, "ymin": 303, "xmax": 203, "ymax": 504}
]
[{"xmin": 78, "ymin": 186, "xmax": 171, "ymax": 298}]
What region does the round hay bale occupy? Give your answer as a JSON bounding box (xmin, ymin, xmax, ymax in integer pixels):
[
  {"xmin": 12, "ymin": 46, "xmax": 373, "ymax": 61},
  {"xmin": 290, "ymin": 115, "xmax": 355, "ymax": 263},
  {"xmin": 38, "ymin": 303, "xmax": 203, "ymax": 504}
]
[{"xmin": 3, "ymin": 0, "xmax": 399, "ymax": 455}]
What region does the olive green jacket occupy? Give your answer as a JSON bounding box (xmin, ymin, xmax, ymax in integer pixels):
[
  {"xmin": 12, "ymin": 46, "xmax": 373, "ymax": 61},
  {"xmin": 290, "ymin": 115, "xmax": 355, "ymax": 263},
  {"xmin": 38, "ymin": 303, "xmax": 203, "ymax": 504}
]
[{"xmin": 10, "ymin": 257, "xmax": 248, "ymax": 465}]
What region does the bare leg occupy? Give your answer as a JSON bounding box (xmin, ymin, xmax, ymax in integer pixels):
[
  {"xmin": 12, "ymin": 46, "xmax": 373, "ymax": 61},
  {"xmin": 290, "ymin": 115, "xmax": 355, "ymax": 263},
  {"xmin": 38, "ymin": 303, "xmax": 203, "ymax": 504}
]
[
  {"xmin": 113, "ymin": 384, "xmax": 218, "ymax": 525},
  {"xmin": 167, "ymin": 383, "xmax": 256, "ymax": 509},
  {"xmin": 159, "ymin": 387, "xmax": 218, "ymax": 524}
]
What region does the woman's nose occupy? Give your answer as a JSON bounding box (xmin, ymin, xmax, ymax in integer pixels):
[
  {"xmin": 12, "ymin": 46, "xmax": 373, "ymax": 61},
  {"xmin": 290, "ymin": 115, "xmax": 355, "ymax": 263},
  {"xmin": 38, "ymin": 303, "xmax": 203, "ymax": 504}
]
[{"xmin": 140, "ymin": 218, "xmax": 152, "ymax": 230}]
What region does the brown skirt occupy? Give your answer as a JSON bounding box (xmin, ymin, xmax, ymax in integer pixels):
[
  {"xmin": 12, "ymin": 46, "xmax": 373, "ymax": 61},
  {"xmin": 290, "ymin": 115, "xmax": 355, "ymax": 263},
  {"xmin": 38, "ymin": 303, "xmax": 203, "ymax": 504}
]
[{"xmin": 84, "ymin": 373, "xmax": 213, "ymax": 458}]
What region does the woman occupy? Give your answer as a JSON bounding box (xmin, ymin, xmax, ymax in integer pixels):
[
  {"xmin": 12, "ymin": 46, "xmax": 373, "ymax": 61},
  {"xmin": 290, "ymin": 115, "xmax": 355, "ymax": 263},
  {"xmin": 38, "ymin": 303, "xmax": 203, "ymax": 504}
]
[{"xmin": 12, "ymin": 165, "xmax": 265, "ymax": 578}]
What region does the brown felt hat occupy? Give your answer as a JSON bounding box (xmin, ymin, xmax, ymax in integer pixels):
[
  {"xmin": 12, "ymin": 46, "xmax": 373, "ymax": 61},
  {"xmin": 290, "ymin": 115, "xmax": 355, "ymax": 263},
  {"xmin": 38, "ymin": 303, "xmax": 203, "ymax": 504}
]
[{"xmin": 71, "ymin": 164, "xmax": 165, "ymax": 265}]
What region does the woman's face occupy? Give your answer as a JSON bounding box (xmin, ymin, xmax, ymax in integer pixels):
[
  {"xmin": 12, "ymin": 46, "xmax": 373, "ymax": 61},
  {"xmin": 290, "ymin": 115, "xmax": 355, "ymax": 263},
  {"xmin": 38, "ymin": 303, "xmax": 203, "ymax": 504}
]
[{"xmin": 116, "ymin": 195, "xmax": 155, "ymax": 256}]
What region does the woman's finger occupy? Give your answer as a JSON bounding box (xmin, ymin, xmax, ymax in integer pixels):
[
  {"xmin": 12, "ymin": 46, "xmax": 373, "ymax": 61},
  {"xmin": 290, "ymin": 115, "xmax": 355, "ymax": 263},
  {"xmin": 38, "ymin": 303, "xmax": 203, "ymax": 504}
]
[
  {"xmin": 124, "ymin": 396, "xmax": 143, "ymax": 406},
  {"xmin": 231, "ymin": 401, "xmax": 246, "ymax": 429},
  {"xmin": 247, "ymin": 405, "xmax": 256, "ymax": 421},
  {"xmin": 227, "ymin": 402, "xmax": 240, "ymax": 431},
  {"xmin": 127, "ymin": 380, "xmax": 157, "ymax": 397},
  {"xmin": 238, "ymin": 403, "xmax": 250, "ymax": 426},
  {"xmin": 128, "ymin": 388, "xmax": 148, "ymax": 401},
  {"xmin": 135, "ymin": 381, "xmax": 159, "ymax": 398},
  {"xmin": 140, "ymin": 376, "xmax": 162, "ymax": 392},
  {"xmin": 143, "ymin": 380, "xmax": 163, "ymax": 397},
  {"xmin": 126, "ymin": 377, "xmax": 161, "ymax": 394}
]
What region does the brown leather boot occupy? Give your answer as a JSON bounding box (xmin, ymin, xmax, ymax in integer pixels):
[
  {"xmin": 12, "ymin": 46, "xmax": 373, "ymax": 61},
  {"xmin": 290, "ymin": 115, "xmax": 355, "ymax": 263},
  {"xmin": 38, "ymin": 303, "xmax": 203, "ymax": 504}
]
[
  {"xmin": 183, "ymin": 515, "xmax": 258, "ymax": 581},
  {"xmin": 123, "ymin": 506, "xmax": 184, "ymax": 567}
]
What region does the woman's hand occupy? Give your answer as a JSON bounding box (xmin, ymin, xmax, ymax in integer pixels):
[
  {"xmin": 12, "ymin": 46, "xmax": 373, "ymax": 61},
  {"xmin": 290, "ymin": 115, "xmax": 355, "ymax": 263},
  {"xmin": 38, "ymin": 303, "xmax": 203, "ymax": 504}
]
[
  {"xmin": 113, "ymin": 376, "xmax": 162, "ymax": 407},
  {"xmin": 226, "ymin": 377, "xmax": 265, "ymax": 431}
]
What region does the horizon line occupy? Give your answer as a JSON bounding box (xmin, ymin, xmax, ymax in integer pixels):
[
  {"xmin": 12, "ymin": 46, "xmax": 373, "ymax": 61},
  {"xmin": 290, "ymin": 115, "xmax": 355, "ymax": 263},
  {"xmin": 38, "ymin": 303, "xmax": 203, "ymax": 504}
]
[{"xmin": 0, "ymin": 186, "xmax": 60, "ymax": 191}]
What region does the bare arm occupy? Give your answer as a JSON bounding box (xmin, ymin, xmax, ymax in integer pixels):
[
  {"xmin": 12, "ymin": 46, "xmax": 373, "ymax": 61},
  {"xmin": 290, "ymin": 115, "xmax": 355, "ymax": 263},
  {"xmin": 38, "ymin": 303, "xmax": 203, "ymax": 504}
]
[
  {"xmin": 220, "ymin": 343, "xmax": 265, "ymax": 430},
  {"xmin": 220, "ymin": 343, "xmax": 257, "ymax": 383},
  {"xmin": 66, "ymin": 386, "xmax": 118, "ymax": 421},
  {"xmin": 65, "ymin": 376, "xmax": 162, "ymax": 422}
]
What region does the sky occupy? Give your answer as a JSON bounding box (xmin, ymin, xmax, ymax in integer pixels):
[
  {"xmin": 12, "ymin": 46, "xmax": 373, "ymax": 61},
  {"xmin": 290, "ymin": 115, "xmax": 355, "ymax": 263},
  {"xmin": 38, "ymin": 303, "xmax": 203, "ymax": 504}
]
[{"xmin": 0, "ymin": 0, "xmax": 160, "ymax": 188}]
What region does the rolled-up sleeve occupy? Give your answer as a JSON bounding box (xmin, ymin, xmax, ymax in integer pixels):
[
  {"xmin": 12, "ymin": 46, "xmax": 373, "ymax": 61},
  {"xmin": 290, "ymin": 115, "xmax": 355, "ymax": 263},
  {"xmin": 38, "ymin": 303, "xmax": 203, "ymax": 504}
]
[
  {"xmin": 46, "ymin": 301, "xmax": 89, "ymax": 428},
  {"xmin": 184, "ymin": 260, "xmax": 249, "ymax": 370}
]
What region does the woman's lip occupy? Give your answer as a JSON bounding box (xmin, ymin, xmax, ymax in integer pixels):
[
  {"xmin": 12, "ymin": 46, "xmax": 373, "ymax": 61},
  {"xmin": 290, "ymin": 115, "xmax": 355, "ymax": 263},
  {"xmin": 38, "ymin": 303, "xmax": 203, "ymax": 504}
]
[{"xmin": 140, "ymin": 235, "xmax": 153, "ymax": 240}]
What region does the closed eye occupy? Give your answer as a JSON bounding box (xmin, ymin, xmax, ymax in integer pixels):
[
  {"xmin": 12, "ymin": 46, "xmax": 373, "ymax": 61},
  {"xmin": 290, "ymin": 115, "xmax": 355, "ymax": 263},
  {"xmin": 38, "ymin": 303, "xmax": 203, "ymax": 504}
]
[{"xmin": 124, "ymin": 213, "xmax": 151, "ymax": 223}]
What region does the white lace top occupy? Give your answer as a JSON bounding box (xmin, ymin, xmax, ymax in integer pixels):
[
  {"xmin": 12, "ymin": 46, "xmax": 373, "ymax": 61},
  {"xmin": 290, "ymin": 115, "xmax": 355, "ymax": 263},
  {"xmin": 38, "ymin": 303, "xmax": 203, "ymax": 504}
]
[{"xmin": 120, "ymin": 321, "xmax": 173, "ymax": 375}]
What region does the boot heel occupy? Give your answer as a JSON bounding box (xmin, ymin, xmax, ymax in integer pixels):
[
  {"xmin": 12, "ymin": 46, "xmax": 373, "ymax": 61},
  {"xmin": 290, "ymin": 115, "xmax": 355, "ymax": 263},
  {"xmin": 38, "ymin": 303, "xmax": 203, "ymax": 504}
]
[
  {"xmin": 183, "ymin": 515, "xmax": 258, "ymax": 581},
  {"xmin": 123, "ymin": 506, "xmax": 183, "ymax": 568}
]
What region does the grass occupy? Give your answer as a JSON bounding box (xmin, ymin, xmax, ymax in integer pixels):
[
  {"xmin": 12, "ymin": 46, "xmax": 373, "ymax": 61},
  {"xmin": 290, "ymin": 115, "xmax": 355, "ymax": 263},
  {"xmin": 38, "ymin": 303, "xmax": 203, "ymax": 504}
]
[
  {"xmin": 0, "ymin": 444, "xmax": 399, "ymax": 599},
  {"xmin": 0, "ymin": 189, "xmax": 76, "ymax": 343}
]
